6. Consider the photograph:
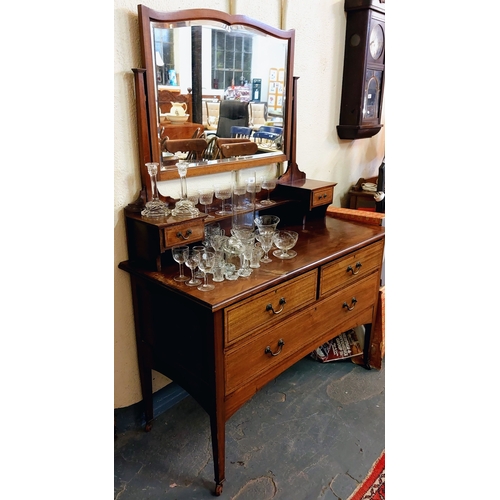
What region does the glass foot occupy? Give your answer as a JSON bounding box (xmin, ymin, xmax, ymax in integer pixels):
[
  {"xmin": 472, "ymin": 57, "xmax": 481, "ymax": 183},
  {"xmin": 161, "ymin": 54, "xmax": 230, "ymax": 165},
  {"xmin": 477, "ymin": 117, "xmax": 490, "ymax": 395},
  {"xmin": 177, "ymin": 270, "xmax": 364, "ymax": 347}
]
[
  {"xmin": 260, "ymin": 257, "xmax": 273, "ymax": 263},
  {"xmin": 141, "ymin": 200, "xmax": 170, "ymax": 218},
  {"xmin": 260, "ymin": 199, "xmax": 275, "ymax": 205},
  {"xmin": 197, "ymin": 283, "xmax": 215, "ymax": 291},
  {"xmin": 174, "ymin": 275, "xmax": 190, "ymax": 282},
  {"xmin": 185, "ymin": 278, "xmax": 202, "ymax": 286},
  {"xmin": 273, "ymin": 249, "xmax": 297, "ymax": 259}
]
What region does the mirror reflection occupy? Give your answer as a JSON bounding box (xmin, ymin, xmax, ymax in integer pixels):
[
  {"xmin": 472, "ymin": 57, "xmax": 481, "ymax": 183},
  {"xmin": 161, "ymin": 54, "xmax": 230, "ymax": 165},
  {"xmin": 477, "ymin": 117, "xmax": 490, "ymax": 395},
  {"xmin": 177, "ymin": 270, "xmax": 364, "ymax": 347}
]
[{"xmin": 150, "ymin": 20, "xmax": 288, "ymax": 168}]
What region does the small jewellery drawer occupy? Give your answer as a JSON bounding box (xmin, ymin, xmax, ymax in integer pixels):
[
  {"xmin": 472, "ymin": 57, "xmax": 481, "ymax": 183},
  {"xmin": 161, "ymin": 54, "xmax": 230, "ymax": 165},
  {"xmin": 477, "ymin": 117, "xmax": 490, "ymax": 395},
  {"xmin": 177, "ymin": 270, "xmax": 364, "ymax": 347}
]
[
  {"xmin": 319, "ymin": 240, "xmax": 384, "ymax": 297},
  {"xmin": 162, "ymin": 220, "xmax": 205, "ymax": 249},
  {"xmin": 311, "ymin": 187, "xmax": 333, "ymax": 208},
  {"xmin": 225, "ymin": 272, "xmax": 379, "ymax": 394},
  {"xmin": 224, "ymin": 269, "xmax": 318, "ymax": 345}
]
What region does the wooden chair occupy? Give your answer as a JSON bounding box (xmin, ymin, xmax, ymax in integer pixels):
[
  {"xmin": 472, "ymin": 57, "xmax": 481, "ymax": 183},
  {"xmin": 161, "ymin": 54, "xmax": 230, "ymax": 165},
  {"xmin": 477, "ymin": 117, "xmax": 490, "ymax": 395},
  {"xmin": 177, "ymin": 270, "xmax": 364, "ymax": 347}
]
[
  {"xmin": 161, "ymin": 138, "xmax": 208, "ymax": 161},
  {"xmin": 216, "ymin": 138, "xmax": 258, "ymax": 158}
]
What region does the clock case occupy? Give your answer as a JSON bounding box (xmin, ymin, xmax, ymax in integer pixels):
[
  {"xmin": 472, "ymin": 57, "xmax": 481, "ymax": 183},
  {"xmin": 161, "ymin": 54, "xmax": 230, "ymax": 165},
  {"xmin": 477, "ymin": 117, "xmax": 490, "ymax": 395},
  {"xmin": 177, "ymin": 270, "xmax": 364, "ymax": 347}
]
[{"xmin": 337, "ymin": 0, "xmax": 385, "ymax": 140}]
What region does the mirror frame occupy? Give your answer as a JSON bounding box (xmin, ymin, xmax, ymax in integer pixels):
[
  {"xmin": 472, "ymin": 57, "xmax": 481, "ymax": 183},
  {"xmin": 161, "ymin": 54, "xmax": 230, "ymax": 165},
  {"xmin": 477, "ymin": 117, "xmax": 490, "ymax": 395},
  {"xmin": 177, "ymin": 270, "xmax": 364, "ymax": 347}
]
[{"xmin": 137, "ymin": 4, "xmax": 295, "ymax": 180}]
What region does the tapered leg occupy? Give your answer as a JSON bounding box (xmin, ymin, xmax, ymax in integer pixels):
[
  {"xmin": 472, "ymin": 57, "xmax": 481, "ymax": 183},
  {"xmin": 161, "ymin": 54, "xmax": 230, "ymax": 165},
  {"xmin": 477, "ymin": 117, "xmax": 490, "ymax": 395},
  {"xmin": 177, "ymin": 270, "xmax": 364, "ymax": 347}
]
[
  {"xmin": 363, "ymin": 323, "xmax": 372, "ymax": 370},
  {"xmin": 210, "ymin": 412, "xmax": 226, "ymax": 495}
]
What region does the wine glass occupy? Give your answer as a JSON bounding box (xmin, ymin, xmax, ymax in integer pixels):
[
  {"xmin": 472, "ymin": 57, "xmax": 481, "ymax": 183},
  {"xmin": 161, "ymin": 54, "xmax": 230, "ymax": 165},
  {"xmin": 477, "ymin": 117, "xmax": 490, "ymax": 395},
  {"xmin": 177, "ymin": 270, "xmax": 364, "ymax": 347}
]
[
  {"xmin": 255, "ymin": 230, "xmax": 275, "ymax": 264},
  {"xmin": 184, "ymin": 252, "xmax": 202, "ymax": 286},
  {"xmin": 246, "ymin": 178, "xmax": 263, "ymax": 209},
  {"xmin": 273, "ymin": 230, "xmax": 299, "ymax": 259},
  {"xmin": 232, "ymin": 182, "xmax": 248, "ymax": 211},
  {"xmin": 171, "ymin": 245, "xmax": 190, "ymax": 282},
  {"xmin": 199, "ymin": 187, "xmax": 215, "ymax": 219},
  {"xmin": 214, "ymin": 184, "xmax": 233, "ymax": 215},
  {"xmin": 192, "ymin": 245, "xmax": 205, "ymax": 278},
  {"xmin": 197, "ymin": 251, "xmax": 216, "ymax": 291},
  {"xmin": 260, "ymin": 178, "xmax": 277, "ymax": 205}
]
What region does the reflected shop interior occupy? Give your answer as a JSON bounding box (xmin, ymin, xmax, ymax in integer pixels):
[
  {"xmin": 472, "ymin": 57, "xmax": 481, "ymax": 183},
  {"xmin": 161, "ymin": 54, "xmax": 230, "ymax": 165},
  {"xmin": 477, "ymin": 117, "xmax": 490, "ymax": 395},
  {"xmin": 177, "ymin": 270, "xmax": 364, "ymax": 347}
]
[{"xmin": 142, "ymin": 11, "xmax": 294, "ymax": 197}]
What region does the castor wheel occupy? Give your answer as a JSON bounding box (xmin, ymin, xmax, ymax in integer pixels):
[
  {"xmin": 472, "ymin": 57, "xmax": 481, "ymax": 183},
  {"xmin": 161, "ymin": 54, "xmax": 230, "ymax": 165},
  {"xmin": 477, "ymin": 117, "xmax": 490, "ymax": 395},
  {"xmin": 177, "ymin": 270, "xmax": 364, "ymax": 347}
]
[
  {"xmin": 145, "ymin": 421, "xmax": 153, "ymax": 432},
  {"xmin": 214, "ymin": 483, "xmax": 223, "ymax": 496}
]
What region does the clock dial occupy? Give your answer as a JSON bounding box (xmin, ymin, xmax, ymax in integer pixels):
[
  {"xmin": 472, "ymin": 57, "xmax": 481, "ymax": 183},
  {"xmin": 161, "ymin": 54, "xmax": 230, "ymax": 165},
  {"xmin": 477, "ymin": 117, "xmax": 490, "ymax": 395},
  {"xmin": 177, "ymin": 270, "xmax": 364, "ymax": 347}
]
[{"xmin": 369, "ymin": 23, "xmax": 384, "ymax": 60}]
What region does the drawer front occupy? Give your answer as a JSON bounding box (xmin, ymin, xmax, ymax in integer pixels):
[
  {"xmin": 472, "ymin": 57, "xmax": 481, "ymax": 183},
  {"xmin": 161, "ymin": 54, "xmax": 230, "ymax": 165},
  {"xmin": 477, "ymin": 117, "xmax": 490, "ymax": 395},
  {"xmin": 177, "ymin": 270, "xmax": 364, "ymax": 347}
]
[
  {"xmin": 225, "ymin": 271, "xmax": 379, "ymax": 395},
  {"xmin": 319, "ymin": 240, "xmax": 383, "ymax": 297},
  {"xmin": 162, "ymin": 221, "xmax": 205, "ymax": 249},
  {"xmin": 311, "ymin": 187, "xmax": 333, "ymax": 208},
  {"xmin": 224, "ymin": 269, "xmax": 318, "ymax": 345}
]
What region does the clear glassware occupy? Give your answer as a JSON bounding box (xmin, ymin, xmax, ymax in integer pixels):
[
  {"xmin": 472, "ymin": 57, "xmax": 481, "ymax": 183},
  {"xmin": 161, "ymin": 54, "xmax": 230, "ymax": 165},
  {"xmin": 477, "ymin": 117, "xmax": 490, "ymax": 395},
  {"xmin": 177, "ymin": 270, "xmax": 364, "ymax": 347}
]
[
  {"xmin": 197, "ymin": 251, "xmax": 216, "ymax": 291},
  {"xmin": 171, "ymin": 245, "xmax": 190, "ymax": 282},
  {"xmin": 246, "ymin": 177, "xmax": 263, "ymax": 209},
  {"xmin": 198, "ymin": 187, "xmax": 215, "ymax": 219},
  {"xmin": 273, "ymin": 230, "xmax": 299, "ymax": 259},
  {"xmin": 214, "ymin": 184, "xmax": 233, "ymax": 215},
  {"xmin": 260, "ymin": 178, "xmax": 277, "ymax": 205},
  {"xmin": 192, "ymin": 245, "xmax": 206, "ymax": 278},
  {"xmin": 141, "ymin": 162, "xmax": 171, "ymax": 218},
  {"xmin": 171, "ymin": 161, "xmax": 201, "ymax": 218},
  {"xmin": 255, "ymin": 230, "xmax": 275, "ymax": 264},
  {"xmin": 254, "ymin": 215, "xmax": 280, "ymax": 235},
  {"xmin": 232, "ymin": 182, "xmax": 248, "ymax": 211},
  {"xmin": 184, "ymin": 252, "xmax": 202, "ymax": 286}
]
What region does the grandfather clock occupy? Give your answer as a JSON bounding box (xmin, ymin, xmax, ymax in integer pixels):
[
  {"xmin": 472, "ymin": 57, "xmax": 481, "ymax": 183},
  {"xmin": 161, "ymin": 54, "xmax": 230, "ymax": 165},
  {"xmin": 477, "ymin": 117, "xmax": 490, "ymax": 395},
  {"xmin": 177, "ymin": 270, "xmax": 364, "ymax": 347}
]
[{"xmin": 337, "ymin": 0, "xmax": 385, "ymax": 140}]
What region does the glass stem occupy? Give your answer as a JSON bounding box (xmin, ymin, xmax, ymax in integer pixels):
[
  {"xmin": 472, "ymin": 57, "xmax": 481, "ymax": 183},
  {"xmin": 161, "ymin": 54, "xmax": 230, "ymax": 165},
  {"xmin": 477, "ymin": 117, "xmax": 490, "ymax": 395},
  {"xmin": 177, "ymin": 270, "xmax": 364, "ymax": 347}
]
[
  {"xmin": 150, "ymin": 172, "xmax": 159, "ymax": 202},
  {"xmin": 179, "ymin": 263, "xmax": 183, "ymax": 277},
  {"xmin": 180, "ymin": 176, "xmax": 188, "ymax": 200}
]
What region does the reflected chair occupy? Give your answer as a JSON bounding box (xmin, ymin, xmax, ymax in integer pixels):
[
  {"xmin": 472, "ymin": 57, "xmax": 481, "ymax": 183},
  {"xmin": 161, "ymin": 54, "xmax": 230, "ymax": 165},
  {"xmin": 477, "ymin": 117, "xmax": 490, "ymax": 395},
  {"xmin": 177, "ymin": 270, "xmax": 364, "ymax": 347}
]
[
  {"xmin": 205, "ymin": 100, "xmax": 220, "ymax": 131},
  {"xmin": 216, "ymin": 138, "xmax": 258, "ymax": 158},
  {"xmin": 161, "ymin": 138, "xmax": 208, "ymax": 161},
  {"xmin": 215, "ymin": 100, "xmax": 249, "ymax": 138},
  {"xmin": 252, "ymin": 130, "xmax": 281, "ymax": 150},
  {"xmin": 259, "ymin": 125, "xmax": 283, "ymax": 136},
  {"xmin": 230, "ymin": 126, "xmax": 253, "ymax": 139},
  {"xmin": 249, "ymin": 102, "xmax": 267, "ymax": 128}
]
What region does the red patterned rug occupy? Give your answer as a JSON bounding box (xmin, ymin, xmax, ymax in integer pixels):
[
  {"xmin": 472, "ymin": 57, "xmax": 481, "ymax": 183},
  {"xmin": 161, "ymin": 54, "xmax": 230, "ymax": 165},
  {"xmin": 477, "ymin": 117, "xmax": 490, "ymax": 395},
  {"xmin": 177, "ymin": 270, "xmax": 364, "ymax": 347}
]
[{"xmin": 347, "ymin": 451, "xmax": 385, "ymax": 500}]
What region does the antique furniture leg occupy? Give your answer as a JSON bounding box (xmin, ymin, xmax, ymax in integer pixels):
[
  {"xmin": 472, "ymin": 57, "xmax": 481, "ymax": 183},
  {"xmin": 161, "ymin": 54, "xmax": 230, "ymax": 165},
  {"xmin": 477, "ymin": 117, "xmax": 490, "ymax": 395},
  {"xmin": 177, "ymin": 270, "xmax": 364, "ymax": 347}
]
[
  {"xmin": 362, "ymin": 323, "xmax": 372, "ymax": 370},
  {"xmin": 210, "ymin": 413, "xmax": 226, "ymax": 495},
  {"xmin": 130, "ymin": 276, "xmax": 154, "ymax": 430}
]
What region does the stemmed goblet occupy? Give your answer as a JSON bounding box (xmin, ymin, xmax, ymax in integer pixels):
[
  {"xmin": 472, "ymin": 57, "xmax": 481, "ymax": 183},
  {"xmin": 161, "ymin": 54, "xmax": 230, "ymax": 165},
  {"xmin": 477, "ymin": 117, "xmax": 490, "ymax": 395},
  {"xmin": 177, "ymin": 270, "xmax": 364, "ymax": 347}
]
[
  {"xmin": 199, "ymin": 187, "xmax": 215, "ymax": 219},
  {"xmin": 197, "ymin": 251, "xmax": 216, "ymax": 291},
  {"xmin": 171, "ymin": 245, "xmax": 190, "ymax": 282},
  {"xmin": 255, "ymin": 230, "xmax": 275, "ymax": 264},
  {"xmin": 214, "ymin": 184, "xmax": 233, "ymax": 215},
  {"xmin": 273, "ymin": 230, "xmax": 299, "ymax": 259},
  {"xmin": 260, "ymin": 177, "xmax": 277, "ymax": 205},
  {"xmin": 184, "ymin": 252, "xmax": 202, "ymax": 286}
]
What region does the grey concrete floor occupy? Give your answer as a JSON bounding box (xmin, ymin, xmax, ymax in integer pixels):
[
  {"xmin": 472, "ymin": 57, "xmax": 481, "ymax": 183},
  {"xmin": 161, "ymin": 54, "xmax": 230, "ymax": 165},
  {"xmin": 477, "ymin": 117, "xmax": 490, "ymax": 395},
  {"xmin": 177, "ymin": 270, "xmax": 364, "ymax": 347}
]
[{"xmin": 114, "ymin": 356, "xmax": 384, "ymax": 500}]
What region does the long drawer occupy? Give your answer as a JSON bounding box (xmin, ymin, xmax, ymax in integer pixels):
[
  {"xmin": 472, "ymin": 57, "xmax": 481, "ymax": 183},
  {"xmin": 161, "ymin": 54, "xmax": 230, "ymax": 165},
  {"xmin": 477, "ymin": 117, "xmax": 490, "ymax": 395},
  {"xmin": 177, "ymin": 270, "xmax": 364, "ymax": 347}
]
[
  {"xmin": 224, "ymin": 269, "xmax": 318, "ymax": 345},
  {"xmin": 319, "ymin": 240, "xmax": 384, "ymax": 297},
  {"xmin": 225, "ymin": 271, "xmax": 379, "ymax": 395}
]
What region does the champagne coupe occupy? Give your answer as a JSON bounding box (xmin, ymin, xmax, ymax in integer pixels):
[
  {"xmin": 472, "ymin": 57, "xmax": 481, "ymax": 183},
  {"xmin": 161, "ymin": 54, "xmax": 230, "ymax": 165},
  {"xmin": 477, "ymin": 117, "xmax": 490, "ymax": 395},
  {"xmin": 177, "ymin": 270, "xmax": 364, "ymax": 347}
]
[
  {"xmin": 141, "ymin": 162, "xmax": 171, "ymax": 218},
  {"xmin": 255, "ymin": 230, "xmax": 275, "ymax": 264},
  {"xmin": 214, "ymin": 184, "xmax": 233, "ymax": 215},
  {"xmin": 184, "ymin": 252, "xmax": 202, "ymax": 286},
  {"xmin": 197, "ymin": 251, "xmax": 216, "ymax": 291},
  {"xmin": 260, "ymin": 177, "xmax": 277, "ymax": 205},
  {"xmin": 273, "ymin": 230, "xmax": 299, "ymax": 259},
  {"xmin": 198, "ymin": 187, "xmax": 215, "ymax": 219},
  {"xmin": 171, "ymin": 245, "xmax": 190, "ymax": 282}
]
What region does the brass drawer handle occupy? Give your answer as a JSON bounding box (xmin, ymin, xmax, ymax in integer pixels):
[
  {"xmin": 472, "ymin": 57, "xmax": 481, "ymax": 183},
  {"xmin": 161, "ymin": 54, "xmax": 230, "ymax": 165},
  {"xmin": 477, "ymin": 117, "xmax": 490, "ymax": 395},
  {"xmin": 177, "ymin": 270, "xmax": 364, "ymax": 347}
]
[
  {"xmin": 176, "ymin": 229, "xmax": 192, "ymax": 240},
  {"xmin": 346, "ymin": 262, "xmax": 362, "ymax": 275},
  {"xmin": 265, "ymin": 339, "xmax": 285, "ymax": 356},
  {"xmin": 342, "ymin": 297, "xmax": 358, "ymax": 311},
  {"xmin": 266, "ymin": 297, "xmax": 286, "ymax": 314}
]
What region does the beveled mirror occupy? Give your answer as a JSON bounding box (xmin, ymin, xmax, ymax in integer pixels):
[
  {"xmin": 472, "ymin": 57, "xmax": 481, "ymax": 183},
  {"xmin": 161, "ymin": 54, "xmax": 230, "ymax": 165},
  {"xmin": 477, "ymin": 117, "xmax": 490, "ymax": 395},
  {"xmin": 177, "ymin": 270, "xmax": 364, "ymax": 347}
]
[{"xmin": 137, "ymin": 5, "xmax": 295, "ymax": 181}]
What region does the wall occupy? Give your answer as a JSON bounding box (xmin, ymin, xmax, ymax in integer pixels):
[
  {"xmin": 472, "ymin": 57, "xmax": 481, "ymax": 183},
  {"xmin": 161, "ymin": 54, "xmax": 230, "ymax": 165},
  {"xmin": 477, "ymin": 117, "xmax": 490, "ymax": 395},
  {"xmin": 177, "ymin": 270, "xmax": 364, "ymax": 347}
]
[{"xmin": 114, "ymin": 0, "xmax": 385, "ymax": 409}]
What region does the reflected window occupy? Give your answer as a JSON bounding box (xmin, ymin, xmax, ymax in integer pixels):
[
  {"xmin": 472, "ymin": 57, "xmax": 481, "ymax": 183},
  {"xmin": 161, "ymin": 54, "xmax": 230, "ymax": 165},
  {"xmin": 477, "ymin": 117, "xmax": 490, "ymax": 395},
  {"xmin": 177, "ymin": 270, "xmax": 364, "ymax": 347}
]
[
  {"xmin": 211, "ymin": 30, "xmax": 253, "ymax": 90},
  {"xmin": 153, "ymin": 28, "xmax": 174, "ymax": 85}
]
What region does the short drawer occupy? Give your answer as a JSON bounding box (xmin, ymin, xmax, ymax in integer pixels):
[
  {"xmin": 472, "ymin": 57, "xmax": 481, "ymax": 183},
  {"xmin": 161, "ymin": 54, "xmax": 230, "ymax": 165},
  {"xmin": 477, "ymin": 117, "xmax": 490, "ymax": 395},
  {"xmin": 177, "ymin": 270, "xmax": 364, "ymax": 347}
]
[
  {"xmin": 225, "ymin": 271, "xmax": 379, "ymax": 395},
  {"xmin": 162, "ymin": 220, "xmax": 205, "ymax": 249},
  {"xmin": 311, "ymin": 187, "xmax": 333, "ymax": 208},
  {"xmin": 224, "ymin": 269, "xmax": 318, "ymax": 345},
  {"xmin": 319, "ymin": 240, "xmax": 383, "ymax": 297}
]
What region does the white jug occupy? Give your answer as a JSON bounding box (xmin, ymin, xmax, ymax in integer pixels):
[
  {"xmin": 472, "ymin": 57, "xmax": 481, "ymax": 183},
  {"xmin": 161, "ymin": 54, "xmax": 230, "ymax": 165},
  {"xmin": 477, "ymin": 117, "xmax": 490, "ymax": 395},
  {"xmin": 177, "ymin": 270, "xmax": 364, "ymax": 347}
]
[{"xmin": 170, "ymin": 102, "xmax": 187, "ymax": 116}]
